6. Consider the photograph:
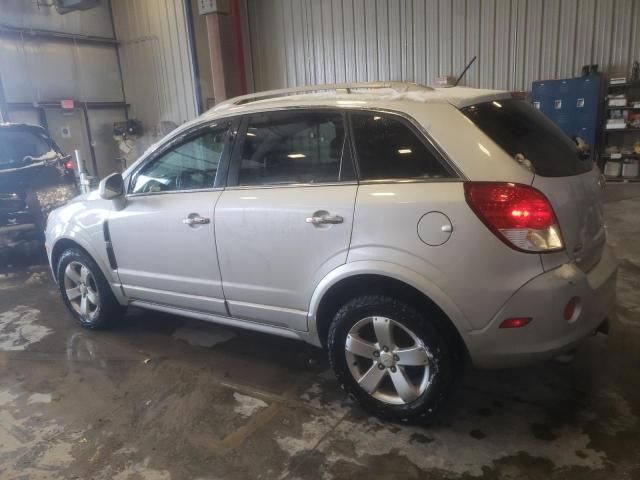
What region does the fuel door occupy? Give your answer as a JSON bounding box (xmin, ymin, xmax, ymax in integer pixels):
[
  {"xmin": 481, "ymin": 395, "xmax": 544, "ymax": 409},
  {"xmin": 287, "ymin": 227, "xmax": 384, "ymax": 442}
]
[{"xmin": 417, "ymin": 211, "xmax": 453, "ymax": 246}]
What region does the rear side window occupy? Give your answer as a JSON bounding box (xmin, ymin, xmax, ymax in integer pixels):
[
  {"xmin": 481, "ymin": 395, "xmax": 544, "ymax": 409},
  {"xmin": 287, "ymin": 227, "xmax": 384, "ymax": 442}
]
[
  {"xmin": 0, "ymin": 129, "xmax": 56, "ymax": 170},
  {"xmin": 238, "ymin": 111, "xmax": 348, "ymax": 185},
  {"xmin": 461, "ymin": 99, "xmax": 592, "ymax": 177},
  {"xmin": 350, "ymin": 113, "xmax": 454, "ymax": 181}
]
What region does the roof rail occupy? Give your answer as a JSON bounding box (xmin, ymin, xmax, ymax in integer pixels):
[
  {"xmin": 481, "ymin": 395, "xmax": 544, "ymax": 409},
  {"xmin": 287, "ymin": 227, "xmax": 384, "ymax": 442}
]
[{"xmin": 212, "ymin": 81, "xmax": 433, "ymax": 111}]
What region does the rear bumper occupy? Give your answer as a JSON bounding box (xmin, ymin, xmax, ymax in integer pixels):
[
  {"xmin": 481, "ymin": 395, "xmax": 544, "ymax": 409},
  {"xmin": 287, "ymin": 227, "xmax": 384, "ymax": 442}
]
[{"xmin": 465, "ymin": 244, "xmax": 617, "ymax": 368}]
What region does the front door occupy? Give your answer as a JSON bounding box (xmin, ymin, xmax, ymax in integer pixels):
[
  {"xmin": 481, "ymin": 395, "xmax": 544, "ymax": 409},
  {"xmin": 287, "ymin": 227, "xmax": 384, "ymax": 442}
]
[
  {"xmin": 215, "ymin": 110, "xmax": 357, "ymax": 331},
  {"xmin": 108, "ymin": 122, "xmax": 232, "ymax": 315}
]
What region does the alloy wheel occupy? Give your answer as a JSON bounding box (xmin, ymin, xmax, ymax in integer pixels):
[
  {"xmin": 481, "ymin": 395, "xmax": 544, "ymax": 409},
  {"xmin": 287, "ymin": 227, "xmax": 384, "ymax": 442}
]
[
  {"xmin": 63, "ymin": 261, "xmax": 100, "ymax": 321},
  {"xmin": 345, "ymin": 316, "xmax": 432, "ymax": 405}
]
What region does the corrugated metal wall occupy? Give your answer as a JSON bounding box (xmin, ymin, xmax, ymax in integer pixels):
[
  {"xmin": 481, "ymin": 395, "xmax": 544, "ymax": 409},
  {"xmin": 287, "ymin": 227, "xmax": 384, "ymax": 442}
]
[
  {"xmin": 248, "ymin": 0, "xmax": 640, "ymax": 92},
  {"xmin": 0, "ymin": 1, "xmax": 126, "ymax": 177},
  {"xmin": 111, "ymin": 0, "xmax": 198, "ymax": 137}
]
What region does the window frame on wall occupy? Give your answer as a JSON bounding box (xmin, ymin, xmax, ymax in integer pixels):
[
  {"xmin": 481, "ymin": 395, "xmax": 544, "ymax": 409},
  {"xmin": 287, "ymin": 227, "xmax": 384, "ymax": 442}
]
[
  {"xmin": 346, "ymin": 109, "xmax": 460, "ymax": 183},
  {"xmin": 127, "ymin": 118, "xmax": 238, "ymax": 196},
  {"xmin": 226, "ymin": 108, "xmax": 356, "ymax": 188}
]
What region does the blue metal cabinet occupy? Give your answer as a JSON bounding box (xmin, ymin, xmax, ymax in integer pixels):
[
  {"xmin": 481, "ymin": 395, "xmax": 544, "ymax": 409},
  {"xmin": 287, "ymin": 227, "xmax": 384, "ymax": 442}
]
[{"xmin": 532, "ymin": 74, "xmax": 602, "ymax": 149}]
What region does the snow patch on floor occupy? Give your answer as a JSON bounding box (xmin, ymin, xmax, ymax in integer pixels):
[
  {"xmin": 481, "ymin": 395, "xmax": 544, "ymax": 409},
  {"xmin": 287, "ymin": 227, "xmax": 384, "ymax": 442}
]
[
  {"xmin": 106, "ymin": 457, "xmax": 171, "ymax": 480},
  {"xmin": 0, "ymin": 389, "xmax": 18, "ymax": 406},
  {"xmin": 0, "ymin": 306, "xmax": 52, "ymax": 351},
  {"xmin": 172, "ymin": 324, "xmax": 236, "ymax": 348},
  {"xmin": 27, "ymin": 393, "xmax": 52, "ymax": 405},
  {"xmin": 275, "ymin": 378, "xmax": 613, "ymax": 478},
  {"xmin": 233, "ymin": 392, "xmax": 268, "ymax": 418}
]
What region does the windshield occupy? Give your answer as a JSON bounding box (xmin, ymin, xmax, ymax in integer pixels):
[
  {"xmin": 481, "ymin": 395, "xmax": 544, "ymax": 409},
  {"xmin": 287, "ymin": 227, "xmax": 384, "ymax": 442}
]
[
  {"xmin": 0, "ymin": 129, "xmax": 57, "ymax": 170},
  {"xmin": 461, "ymin": 99, "xmax": 593, "ymax": 177}
]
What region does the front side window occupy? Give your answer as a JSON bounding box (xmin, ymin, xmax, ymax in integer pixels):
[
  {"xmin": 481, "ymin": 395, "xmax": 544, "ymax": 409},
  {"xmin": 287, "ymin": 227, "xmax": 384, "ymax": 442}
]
[
  {"xmin": 237, "ymin": 112, "xmax": 346, "ymax": 185},
  {"xmin": 350, "ymin": 113, "xmax": 453, "ymax": 180},
  {"xmin": 131, "ymin": 127, "xmax": 227, "ymax": 194}
]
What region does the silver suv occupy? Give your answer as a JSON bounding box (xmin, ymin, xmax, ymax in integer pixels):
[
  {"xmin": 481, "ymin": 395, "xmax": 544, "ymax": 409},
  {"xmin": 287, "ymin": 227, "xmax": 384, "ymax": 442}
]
[{"xmin": 45, "ymin": 83, "xmax": 617, "ymax": 421}]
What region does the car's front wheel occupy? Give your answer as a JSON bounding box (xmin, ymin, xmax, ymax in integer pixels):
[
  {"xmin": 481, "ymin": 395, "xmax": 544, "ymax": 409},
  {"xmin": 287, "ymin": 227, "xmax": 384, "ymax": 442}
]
[
  {"xmin": 328, "ymin": 294, "xmax": 456, "ymax": 422},
  {"xmin": 57, "ymin": 248, "xmax": 123, "ymax": 329}
]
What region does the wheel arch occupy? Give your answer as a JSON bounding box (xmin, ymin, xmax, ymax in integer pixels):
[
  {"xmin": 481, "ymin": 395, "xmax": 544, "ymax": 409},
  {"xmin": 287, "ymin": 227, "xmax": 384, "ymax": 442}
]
[
  {"xmin": 50, "ymin": 237, "xmax": 125, "ymax": 304},
  {"xmin": 308, "ymin": 262, "xmax": 470, "ymax": 360}
]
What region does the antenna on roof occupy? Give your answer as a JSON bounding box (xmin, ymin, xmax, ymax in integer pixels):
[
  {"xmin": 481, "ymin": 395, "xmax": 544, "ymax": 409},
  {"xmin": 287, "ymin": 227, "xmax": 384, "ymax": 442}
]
[{"xmin": 454, "ymin": 56, "xmax": 477, "ymax": 87}]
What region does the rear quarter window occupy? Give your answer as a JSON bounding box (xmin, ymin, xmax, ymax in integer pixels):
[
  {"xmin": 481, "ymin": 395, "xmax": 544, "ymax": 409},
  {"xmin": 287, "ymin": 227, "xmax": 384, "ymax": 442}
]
[
  {"xmin": 461, "ymin": 99, "xmax": 593, "ymax": 177},
  {"xmin": 350, "ymin": 112, "xmax": 455, "ymax": 181}
]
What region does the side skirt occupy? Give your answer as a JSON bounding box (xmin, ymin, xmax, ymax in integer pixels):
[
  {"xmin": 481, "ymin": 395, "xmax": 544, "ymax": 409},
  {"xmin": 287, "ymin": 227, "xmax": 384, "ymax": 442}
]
[{"xmin": 129, "ymin": 299, "xmax": 306, "ymax": 342}]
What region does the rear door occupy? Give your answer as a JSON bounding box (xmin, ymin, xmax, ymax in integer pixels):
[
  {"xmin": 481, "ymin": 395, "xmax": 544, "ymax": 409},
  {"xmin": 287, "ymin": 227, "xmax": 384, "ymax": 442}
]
[
  {"xmin": 214, "ymin": 109, "xmax": 357, "ymax": 331},
  {"xmin": 462, "ymin": 99, "xmax": 605, "ymax": 271}
]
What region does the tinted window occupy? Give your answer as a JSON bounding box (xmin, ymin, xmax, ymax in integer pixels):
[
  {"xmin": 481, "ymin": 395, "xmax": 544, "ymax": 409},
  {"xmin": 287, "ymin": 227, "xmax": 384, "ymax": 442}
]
[
  {"xmin": 238, "ymin": 112, "xmax": 346, "ymax": 185},
  {"xmin": 351, "ymin": 113, "xmax": 453, "ymax": 180},
  {"xmin": 0, "ymin": 129, "xmax": 56, "ymax": 170},
  {"xmin": 131, "ymin": 127, "xmax": 227, "ymax": 194},
  {"xmin": 461, "ymin": 99, "xmax": 592, "ymax": 177}
]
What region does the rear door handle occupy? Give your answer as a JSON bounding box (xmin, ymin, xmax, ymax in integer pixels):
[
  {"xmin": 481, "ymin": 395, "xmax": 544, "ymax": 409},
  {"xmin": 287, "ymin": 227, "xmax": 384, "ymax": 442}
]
[
  {"xmin": 306, "ymin": 214, "xmax": 344, "ymax": 225},
  {"xmin": 183, "ymin": 214, "xmax": 210, "ymax": 226}
]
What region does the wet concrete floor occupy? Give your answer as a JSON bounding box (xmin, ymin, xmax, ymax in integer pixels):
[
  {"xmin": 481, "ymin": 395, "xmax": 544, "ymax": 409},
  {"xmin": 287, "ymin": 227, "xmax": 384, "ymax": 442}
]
[{"xmin": 0, "ymin": 185, "xmax": 639, "ymax": 479}]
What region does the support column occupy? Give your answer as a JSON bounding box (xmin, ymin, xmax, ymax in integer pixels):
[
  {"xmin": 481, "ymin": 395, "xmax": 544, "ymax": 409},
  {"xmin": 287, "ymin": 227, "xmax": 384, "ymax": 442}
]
[
  {"xmin": 202, "ymin": 0, "xmax": 247, "ymax": 103},
  {"xmin": 205, "ymin": 12, "xmax": 228, "ymax": 103}
]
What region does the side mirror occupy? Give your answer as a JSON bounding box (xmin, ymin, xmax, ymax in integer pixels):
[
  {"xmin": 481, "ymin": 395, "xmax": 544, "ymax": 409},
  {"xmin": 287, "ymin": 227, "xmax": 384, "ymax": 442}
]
[{"xmin": 99, "ymin": 172, "xmax": 125, "ymax": 200}]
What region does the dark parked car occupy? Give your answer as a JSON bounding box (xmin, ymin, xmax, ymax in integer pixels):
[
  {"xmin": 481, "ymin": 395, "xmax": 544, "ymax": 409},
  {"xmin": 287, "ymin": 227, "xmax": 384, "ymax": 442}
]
[{"xmin": 0, "ymin": 123, "xmax": 78, "ymax": 255}]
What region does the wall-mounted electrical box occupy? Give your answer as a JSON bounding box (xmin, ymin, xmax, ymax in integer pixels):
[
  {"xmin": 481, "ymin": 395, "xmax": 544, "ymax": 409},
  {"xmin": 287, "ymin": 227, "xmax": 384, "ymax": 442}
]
[{"xmin": 198, "ymin": 0, "xmax": 230, "ymax": 15}]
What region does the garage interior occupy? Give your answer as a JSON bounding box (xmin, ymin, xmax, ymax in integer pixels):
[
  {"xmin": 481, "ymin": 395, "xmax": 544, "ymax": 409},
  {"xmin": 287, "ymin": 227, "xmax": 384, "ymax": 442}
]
[{"xmin": 1, "ymin": 0, "xmax": 640, "ymax": 479}]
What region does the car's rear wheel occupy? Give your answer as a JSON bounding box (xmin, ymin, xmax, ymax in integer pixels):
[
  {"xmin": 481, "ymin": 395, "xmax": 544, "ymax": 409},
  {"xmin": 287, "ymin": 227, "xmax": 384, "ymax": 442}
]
[
  {"xmin": 328, "ymin": 294, "xmax": 456, "ymax": 422},
  {"xmin": 57, "ymin": 248, "xmax": 123, "ymax": 329}
]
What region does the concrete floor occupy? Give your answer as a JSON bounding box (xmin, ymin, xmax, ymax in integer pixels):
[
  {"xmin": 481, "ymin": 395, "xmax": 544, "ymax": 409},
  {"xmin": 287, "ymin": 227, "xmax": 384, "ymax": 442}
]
[{"xmin": 0, "ymin": 186, "xmax": 639, "ymax": 480}]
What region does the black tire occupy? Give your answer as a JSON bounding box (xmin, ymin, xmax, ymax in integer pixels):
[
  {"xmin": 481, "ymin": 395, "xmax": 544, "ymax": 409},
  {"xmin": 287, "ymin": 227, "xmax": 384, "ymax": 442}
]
[
  {"xmin": 328, "ymin": 294, "xmax": 456, "ymax": 423},
  {"xmin": 56, "ymin": 248, "xmax": 124, "ymax": 329}
]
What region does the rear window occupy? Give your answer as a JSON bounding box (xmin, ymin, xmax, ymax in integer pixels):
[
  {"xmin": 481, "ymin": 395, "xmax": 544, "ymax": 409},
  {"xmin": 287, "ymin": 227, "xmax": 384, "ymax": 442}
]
[
  {"xmin": 0, "ymin": 129, "xmax": 56, "ymax": 170},
  {"xmin": 461, "ymin": 99, "xmax": 593, "ymax": 177}
]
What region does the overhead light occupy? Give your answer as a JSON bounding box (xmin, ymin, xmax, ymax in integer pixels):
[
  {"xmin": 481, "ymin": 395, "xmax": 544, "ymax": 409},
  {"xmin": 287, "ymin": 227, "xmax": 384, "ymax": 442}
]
[
  {"xmin": 373, "ymin": 116, "xmax": 382, "ymax": 120},
  {"xmin": 492, "ymin": 101, "xmax": 503, "ymax": 108},
  {"xmin": 288, "ymin": 153, "xmax": 306, "ymax": 159},
  {"xmin": 246, "ymin": 132, "xmax": 256, "ymax": 137},
  {"xmin": 397, "ymin": 148, "xmax": 412, "ymax": 154}
]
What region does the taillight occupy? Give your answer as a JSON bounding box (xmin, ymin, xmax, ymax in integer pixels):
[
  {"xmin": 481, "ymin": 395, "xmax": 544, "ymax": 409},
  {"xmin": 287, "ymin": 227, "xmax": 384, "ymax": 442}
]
[
  {"xmin": 464, "ymin": 182, "xmax": 564, "ymax": 253},
  {"xmin": 64, "ymin": 159, "xmax": 74, "ymax": 171}
]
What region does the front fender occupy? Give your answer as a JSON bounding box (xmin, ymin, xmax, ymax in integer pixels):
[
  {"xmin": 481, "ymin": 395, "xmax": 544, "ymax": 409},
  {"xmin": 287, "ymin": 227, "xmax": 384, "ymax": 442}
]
[
  {"xmin": 306, "ymin": 260, "xmax": 471, "ymax": 347},
  {"xmin": 46, "ymin": 202, "xmax": 126, "ymax": 305}
]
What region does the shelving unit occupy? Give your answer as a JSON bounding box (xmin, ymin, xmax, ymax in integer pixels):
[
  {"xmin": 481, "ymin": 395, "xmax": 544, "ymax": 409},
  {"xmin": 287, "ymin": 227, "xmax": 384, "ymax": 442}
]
[{"xmin": 601, "ymin": 80, "xmax": 640, "ymax": 182}]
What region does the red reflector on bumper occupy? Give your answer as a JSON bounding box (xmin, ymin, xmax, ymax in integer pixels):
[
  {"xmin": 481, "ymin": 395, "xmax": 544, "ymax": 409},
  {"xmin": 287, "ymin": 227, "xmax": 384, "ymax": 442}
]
[
  {"xmin": 499, "ymin": 317, "xmax": 532, "ymax": 329},
  {"xmin": 564, "ymin": 297, "xmax": 579, "ymax": 321}
]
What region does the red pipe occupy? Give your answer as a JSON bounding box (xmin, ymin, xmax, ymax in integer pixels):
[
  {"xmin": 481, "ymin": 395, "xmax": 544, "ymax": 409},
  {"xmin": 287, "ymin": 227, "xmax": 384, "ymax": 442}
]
[{"xmin": 232, "ymin": 0, "xmax": 247, "ymax": 95}]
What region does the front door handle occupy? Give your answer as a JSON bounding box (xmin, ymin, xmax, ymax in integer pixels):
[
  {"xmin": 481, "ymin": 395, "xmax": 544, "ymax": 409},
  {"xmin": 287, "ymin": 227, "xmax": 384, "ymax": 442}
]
[
  {"xmin": 183, "ymin": 214, "xmax": 210, "ymax": 226},
  {"xmin": 306, "ymin": 214, "xmax": 344, "ymax": 225}
]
